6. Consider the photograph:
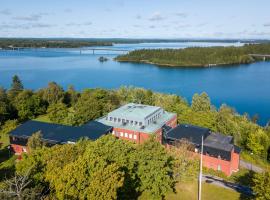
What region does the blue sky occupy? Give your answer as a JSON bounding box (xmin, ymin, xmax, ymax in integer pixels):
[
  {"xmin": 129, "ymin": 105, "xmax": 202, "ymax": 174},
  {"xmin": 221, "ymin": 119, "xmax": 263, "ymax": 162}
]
[{"xmin": 1, "ymin": 0, "xmax": 270, "ymax": 39}]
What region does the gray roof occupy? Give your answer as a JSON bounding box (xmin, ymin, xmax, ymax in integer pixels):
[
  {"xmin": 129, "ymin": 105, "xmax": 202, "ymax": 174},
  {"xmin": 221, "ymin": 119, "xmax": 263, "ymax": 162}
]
[
  {"xmin": 204, "ymin": 133, "xmax": 234, "ymax": 152},
  {"xmin": 107, "ymin": 103, "xmax": 162, "ymax": 123},
  {"xmin": 165, "ymin": 124, "xmax": 211, "ymax": 145},
  {"xmin": 9, "ymin": 120, "xmax": 112, "ymax": 144},
  {"xmin": 97, "ymin": 104, "xmax": 176, "ymax": 134}
]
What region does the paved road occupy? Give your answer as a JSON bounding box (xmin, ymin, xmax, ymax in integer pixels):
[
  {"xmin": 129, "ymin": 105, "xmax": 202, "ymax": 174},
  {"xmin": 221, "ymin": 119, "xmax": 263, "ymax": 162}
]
[
  {"xmin": 240, "ymin": 160, "xmax": 264, "ymax": 173},
  {"xmin": 202, "ymin": 175, "xmax": 254, "ymax": 196}
]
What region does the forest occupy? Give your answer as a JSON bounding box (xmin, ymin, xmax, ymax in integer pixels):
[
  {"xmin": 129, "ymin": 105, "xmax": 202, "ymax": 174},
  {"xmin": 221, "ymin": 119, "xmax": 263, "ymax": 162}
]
[
  {"xmin": 116, "ymin": 43, "xmax": 270, "ymax": 67},
  {"xmin": 0, "ymin": 76, "xmax": 270, "ymax": 199}
]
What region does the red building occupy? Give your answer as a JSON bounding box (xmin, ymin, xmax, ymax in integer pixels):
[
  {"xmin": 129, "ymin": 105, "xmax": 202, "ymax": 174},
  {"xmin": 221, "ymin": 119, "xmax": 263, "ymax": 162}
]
[
  {"xmin": 9, "ymin": 120, "xmax": 112, "ymax": 155},
  {"xmin": 97, "ymin": 103, "xmax": 177, "ymax": 144},
  {"xmin": 165, "ymin": 124, "xmax": 241, "ymax": 176}
]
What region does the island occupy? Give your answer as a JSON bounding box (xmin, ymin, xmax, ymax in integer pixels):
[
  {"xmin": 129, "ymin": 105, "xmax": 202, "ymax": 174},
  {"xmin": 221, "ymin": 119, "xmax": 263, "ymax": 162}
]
[
  {"xmin": 98, "ymin": 56, "xmax": 109, "ymax": 62},
  {"xmin": 115, "ymin": 43, "xmax": 270, "ymax": 67}
]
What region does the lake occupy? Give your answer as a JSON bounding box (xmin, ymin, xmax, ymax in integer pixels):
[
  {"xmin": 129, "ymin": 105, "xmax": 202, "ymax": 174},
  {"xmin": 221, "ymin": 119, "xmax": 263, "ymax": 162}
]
[{"xmin": 0, "ymin": 42, "xmax": 269, "ymax": 126}]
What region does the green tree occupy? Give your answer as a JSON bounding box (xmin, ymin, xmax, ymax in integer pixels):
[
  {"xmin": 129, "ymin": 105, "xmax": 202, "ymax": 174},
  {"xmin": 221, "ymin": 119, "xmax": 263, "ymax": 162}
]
[
  {"xmin": 246, "ymin": 129, "xmax": 269, "ymax": 157},
  {"xmin": 64, "ymin": 85, "xmax": 79, "ymax": 106},
  {"xmin": 135, "ymin": 137, "xmax": 174, "ymax": 199},
  {"xmin": 252, "ymin": 172, "xmax": 270, "ymax": 200},
  {"xmin": 0, "ymin": 120, "xmax": 17, "ymax": 148},
  {"xmin": 0, "ymin": 87, "xmax": 9, "ymax": 124},
  {"xmin": 72, "ymin": 90, "xmax": 103, "ymax": 125},
  {"xmin": 42, "ymin": 82, "xmax": 64, "ymax": 104},
  {"xmin": 87, "ymin": 163, "xmax": 125, "ymax": 200},
  {"xmin": 27, "ymin": 131, "xmax": 44, "ymax": 152},
  {"xmin": 191, "ymin": 92, "xmax": 211, "ymax": 112},
  {"xmin": 8, "ymin": 75, "xmax": 24, "ymax": 98},
  {"xmin": 14, "ymin": 90, "xmax": 46, "ymax": 121},
  {"xmin": 47, "ymin": 102, "xmax": 69, "ymax": 124}
]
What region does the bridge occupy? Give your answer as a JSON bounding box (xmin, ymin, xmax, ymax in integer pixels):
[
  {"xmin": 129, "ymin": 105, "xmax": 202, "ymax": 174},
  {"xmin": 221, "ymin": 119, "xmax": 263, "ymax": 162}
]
[
  {"xmin": 0, "ymin": 46, "xmax": 129, "ymax": 55},
  {"xmin": 79, "ymin": 48, "xmax": 129, "ymax": 54},
  {"xmin": 249, "ymin": 54, "xmax": 270, "ymax": 61}
]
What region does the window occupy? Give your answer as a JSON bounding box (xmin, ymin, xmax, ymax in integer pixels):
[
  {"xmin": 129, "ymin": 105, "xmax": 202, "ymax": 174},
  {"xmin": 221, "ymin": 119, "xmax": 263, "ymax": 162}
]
[
  {"xmin": 112, "ymin": 131, "xmax": 115, "ymax": 135},
  {"xmin": 114, "ymin": 118, "xmax": 117, "ymax": 122},
  {"xmin": 134, "ymin": 135, "xmax": 137, "ymax": 140},
  {"xmin": 129, "ymin": 134, "xmax": 132, "ymax": 139},
  {"xmin": 118, "ymin": 118, "xmax": 121, "ymax": 122},
  {"xmin": 139, "ymin": 122, "xmax": 142, "ymax": 126},
  {"xmin": 135, "ymin": 121, "xmax": 138, "ymax": 125},
  {"xmin": 120, "ymin": 132, "xmax": 123, "ymax": 137},
  {"xmin": 217, "ymin": 165, "xmax": 221, "ymax": 171},
  {"xmin": 110, "ymin": 117, "xmax": 113, "ymax": 121},
  {"xmin": 125, "ymin": 133, "xmax": 128, "ymax": 138}
]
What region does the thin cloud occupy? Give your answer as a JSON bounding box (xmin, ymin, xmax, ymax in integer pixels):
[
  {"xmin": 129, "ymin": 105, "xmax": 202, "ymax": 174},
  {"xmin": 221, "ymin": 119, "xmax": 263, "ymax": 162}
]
[
  {"xmin": 64, "ymin": 8, "xmax": 72, "ymax": 13},
  {"xmin": 66, "ymin": 22, "xmax": 92, "ymax": 26},
  {"xmin": 263, "ymin": 23, "xmax": 270, "ymax": 27},
  {"xmin": 149, "ymin": 25, "xmax": 156, "ymax": 29},
  {"xmin": 84, "ymin": 21, "xmax": 92, "ymax": 26},
  {"xmin": 0, "ymin": 9, "xmax": 11, "ymax": 15},
  {"xmin": 136, "ymin": 15, "xmax": 142, "ymax": 20},
  {"xmin": 149, "ymin": 12, "xmax": 166, "ymax": 21},
  {"xmin": 13, "ymin": 14, "xmax": 43, "ymax": 21},
  {"xmin": 175, "ymin": 12, "xmax": 187, "ymax": 18}
]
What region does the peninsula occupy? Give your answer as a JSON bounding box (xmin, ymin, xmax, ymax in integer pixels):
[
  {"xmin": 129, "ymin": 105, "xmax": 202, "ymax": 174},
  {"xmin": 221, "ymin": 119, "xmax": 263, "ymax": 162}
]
[{"xmin": 116, "ymin": 43, "xmax": 270, "ymax": 67}]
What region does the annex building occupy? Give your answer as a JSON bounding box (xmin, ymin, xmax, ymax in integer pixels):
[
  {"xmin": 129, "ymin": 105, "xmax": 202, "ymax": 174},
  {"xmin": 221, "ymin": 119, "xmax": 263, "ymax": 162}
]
[
  {"xmin": 165, "ymin": 124, "xmax": 240, "ymax": 176},
  {"xmin": 97, "ymin": 103, "xmax": 177, "ymax": 143},
  {"xmin": 9, "ymin": 120, "xmax": 112, "ymax": 155}
]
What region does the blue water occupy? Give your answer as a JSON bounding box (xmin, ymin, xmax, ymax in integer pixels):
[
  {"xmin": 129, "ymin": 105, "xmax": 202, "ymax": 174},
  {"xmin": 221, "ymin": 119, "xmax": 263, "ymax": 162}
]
[{"xmin": 0, "ymin": 42, "xmax": 269, "ymax": 126}]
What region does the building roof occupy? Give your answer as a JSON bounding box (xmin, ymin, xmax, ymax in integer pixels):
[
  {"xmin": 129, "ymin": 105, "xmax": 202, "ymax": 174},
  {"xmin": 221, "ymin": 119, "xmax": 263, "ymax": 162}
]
[
  {"xmin": 165, "ymin": 124, "xmax": 211, "ymax": 145},
  {"xmin": 98, "ymin": 110, "xmax": 176, "ymax": 133},
  {"xmin": 107, "ymin": 103, "xmax": 162, "ymax": 123},
  {"xmin": 9, "ymin": 120, "xmax": 112, "ymax": 143},
  {"xmin": 204, "ymin": 133, "xmax": 234, "ymax": 152}
]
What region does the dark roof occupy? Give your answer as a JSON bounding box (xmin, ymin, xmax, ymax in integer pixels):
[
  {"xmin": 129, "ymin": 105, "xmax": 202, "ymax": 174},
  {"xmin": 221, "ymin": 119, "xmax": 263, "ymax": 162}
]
[
  {"xmin": 234, "ymin": 145, "xmax": 241, "ymax": 154},
  {"xmin": 165, "ymin": 124, "xmax": 211, "ymax": 145},
  {"xmin": 204, "ymin": 133, "xmax": 234, "ymax": 152},
  {"xmin": 9, "ymin": 120, "xmax": 112, "ymax": 144}
]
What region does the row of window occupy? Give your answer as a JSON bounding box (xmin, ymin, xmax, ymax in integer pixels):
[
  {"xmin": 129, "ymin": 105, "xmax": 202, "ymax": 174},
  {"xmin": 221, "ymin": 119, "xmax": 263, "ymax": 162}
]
[
  {"xmin": 146, "ymin": 112, "xmax": 161, "ymax": 125},
  {"xmin": 112, "ymin": 131, "xmax": 137, "ymax": 140},
  {"xmin": 107, "ymin": 117, "xmax": 143, "ymax": 127}
]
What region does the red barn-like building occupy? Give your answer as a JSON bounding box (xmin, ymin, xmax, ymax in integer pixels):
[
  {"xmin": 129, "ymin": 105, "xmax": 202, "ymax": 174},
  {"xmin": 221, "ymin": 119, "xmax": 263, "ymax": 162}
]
[
  {"xmin": 165, "ymin": 124, "xmax": 241, "ymax": 176},
  {"xmin": 97, "ymin": 103, "xmax": 177, "ymax": 144}
]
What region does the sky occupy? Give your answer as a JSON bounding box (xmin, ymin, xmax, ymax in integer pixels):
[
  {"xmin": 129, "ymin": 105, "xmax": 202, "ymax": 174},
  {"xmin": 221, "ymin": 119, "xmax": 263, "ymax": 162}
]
[{"xmin": 0, "ymin": 0, "xmax": 270, "ymax": 39}]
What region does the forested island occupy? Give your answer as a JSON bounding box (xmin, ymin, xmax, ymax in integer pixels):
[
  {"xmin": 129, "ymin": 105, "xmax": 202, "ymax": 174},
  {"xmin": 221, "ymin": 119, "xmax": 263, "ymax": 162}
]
[
  {"xmin": 0, "ymin": 39, "xmax": 113, "ymax": 49},
  {"xmin": 116, "ymin": 43, "xmax": 270, "ymax": 67}
]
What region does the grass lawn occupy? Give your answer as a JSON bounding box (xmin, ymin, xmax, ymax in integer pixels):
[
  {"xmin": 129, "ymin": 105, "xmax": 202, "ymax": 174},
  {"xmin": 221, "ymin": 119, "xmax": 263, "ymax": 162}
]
[
  {"xmin": 33, "ymin": 114, "xmax": 53, "ymax": 123},
  {"xmin": 165, "ymin": 181, "xmax": 250, "ymax": 200}
]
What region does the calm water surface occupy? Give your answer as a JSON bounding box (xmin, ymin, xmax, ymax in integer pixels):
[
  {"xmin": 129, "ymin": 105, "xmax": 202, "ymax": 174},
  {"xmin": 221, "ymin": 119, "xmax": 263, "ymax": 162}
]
[{"xmin": 0, "ymin": 42, "xmax": 269, "ymax": 125}]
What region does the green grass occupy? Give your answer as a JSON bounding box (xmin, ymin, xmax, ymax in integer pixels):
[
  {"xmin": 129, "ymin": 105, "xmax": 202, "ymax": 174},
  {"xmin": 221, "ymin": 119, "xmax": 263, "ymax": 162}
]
[
  {"xmin": 33, "ymin": 114, "xmax": 53, "ymax": 123},
  {"xmin": 165, "ymin": 181, "xmax": 250, "ymax": 200}
]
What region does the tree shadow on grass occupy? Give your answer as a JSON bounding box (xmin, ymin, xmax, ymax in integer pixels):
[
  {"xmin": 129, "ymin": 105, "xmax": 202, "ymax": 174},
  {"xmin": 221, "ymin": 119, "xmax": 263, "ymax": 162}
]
[
  {"xmin": 233, "ymin": 170, "xmax": 256, "ymax": 200},
  {"xmin": 0, "ymin": 147, "xmax": 16, "ymax": 182}
]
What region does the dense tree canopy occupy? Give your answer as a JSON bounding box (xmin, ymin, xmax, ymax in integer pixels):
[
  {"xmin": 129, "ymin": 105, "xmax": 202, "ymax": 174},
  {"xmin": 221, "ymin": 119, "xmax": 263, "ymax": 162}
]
[{"xmin": 116, "ymin": 43, "xmax": 270, "ymax": 67}]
